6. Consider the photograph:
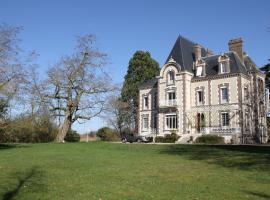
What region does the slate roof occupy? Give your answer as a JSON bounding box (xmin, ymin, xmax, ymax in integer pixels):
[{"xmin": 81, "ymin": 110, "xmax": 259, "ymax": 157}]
[
  {"xmin": 200, "ymin": 52, "xmax": 249, "ymax": 77},
  {"xmin": 140, "ymin": 35, "xmax": 261, "ymax": 89},
  {"xmin": 166, "ymin": 35, "xmax": 254, "ymax": 78},
  {"xmin": 139, "ymin": 78, "xmax": 158, "ymax": 89},
  {"xmin": 165, "ymin": 35, "xmax": 207, "ymax": 72}
]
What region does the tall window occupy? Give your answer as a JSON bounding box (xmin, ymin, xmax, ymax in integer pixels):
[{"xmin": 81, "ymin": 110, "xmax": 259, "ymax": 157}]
[
  {"xmin": 221, "ymin": 112, "xmax": 230, "ymax": 127},
  {"xmin": 220, "ymin": 62, "xmax": 229, "ymax": 74},
  {"xmin": 167, "ymin": 71, "xmax": 175, "ymax": 85},
  {"xmin": 197, "ymin": 90, "xmax": 203, "ymax": 105},
  {"xmin": 220, "ymin": 87, "xmax": 229, "ymax": 103},
  {"xmin": 167, "ymin": 91, "xmax": 176, "ymax": 106},
  {"xmin": 143, "ymin": 96, "xmax": 148, "ymax": 109},
  {"xmin": 196, "ymin": 66, "xmax": 203, "ymax": 77},
  {"xmin": 142, "ymin": 116, "xmax": 149, "ymax": 130},
  {"xmin": 166, "ymin": 114, "xmax": 178, "ymax": 129}
]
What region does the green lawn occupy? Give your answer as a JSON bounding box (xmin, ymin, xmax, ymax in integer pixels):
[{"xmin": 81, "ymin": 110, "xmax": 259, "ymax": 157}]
[{"xmin": 0, "ymin": 142, "xmax": 269, "ymax": 200}]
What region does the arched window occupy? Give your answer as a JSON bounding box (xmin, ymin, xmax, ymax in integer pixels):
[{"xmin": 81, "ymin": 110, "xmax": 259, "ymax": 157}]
[{"xmin": 167, "ymin": 71, "xmax": 175, "ymax": 85}]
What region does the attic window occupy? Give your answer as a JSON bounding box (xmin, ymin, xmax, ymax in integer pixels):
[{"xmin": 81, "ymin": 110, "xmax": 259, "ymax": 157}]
[
  {"xmin": 218, "ymin": 55, "xmax": 230, "ymax": 74},
  {"xmin": 196, "ymin": 66, "xmax": 203, "ymax": 76},
  {"xmin": 220, "ymin": 62, "xmax": 229, "ymax": 74}
]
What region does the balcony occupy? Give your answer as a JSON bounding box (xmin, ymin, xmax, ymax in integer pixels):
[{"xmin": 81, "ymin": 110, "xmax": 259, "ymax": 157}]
[
  {"xmin": 159, "ymin": 99, "xmax": 179, "ymax": 107},
  {"xmin": 200, "ymin": 127, "xmax": 241, "ymax": 134}
]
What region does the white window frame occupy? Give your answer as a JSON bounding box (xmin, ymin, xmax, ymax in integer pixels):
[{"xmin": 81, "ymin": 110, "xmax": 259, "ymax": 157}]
[
  {"xmin": 143, "ymin": 95, "xmax": 149, "ymax": 110},
  {"xmin": 221, "ymin": 112, "xmax": 230, "ymax": 127},
  {"xmin": 142, "ymin": 116, "xmax": 149, "ymax": 131},
  {"xmin": 196, "ymin": 66, "xmax": 203, "ymax": 77},
  {"xmin": 220, "ymin": 61, "xmax": 228, "ymax": 74},
  {"xmin": 165, "ymin": 114, "xmax": 178, "ymax": 130},
  {"xmin": 167, "ymin": 71, "xmax": 175, "ymax": 85},
  {"xmin": 167, "ymin": 90, "xmax": 176, "ymax": 106},
  {"xmin": 220, "ymin": 87, "xmax": 229, "ymax": 103}
]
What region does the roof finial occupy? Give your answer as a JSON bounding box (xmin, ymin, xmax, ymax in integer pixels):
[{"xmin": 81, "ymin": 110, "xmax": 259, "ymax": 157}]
[{"xmin": 168, "ymin": 56, "xmax": 176, "ymax": 63}]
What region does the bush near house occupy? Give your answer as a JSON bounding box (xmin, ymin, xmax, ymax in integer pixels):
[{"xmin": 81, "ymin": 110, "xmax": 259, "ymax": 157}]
[
  {"xmin": 155, "ymin": 132, "xmax": 180, "ymax": 143},
  {"xmin": 97, "ymin": 127, "xmax": 120, "ymax": 141},
  {"xmin": 195, "ymin": 134, "xmax": 225, "ymax": 144},
  {"xmin": 64, "ymin": 130, "xmax": 80, "ymax": 142}
]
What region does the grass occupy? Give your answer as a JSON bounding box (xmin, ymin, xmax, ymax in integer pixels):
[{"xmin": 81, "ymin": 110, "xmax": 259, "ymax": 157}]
[{"xmin": 0, "ymin": 142, "xmax": 269, "ymax": 200}]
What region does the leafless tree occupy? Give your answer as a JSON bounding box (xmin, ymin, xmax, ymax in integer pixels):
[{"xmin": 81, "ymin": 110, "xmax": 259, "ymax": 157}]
[
  {"xmin": 0, "ymin": 23, "xmax": 25, "ymax": 99},
  {"xmin": 103, "ymin": 95, "xmax": 129, "ymax": 135},
  {"xmin": 44, "ymin": 35, "xmax": 115, "ymax": 142}
]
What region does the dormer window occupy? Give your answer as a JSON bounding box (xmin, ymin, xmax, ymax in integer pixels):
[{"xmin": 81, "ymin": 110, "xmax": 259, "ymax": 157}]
[
  {"xmin": 167, "ymin": 71, "xmax": 175, "ymax": 85},
  {"xmin": 220, "ymin": 61, "xmax": 229, "ymax": 74},
  {"xmin": 218, "ymin": 54, "xmax": 230, "ymax": 74},
  {"xmin": 196, "ymin": 66, "xmax": 203, "ymax": 76},
  {"xmin": 195, "ymin": 59, "xmax": 205, "ymax": 77}
]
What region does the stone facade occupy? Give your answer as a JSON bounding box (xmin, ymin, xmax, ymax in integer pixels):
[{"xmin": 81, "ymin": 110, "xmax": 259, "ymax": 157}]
[{"xmin": 138, "ymin": 36, "xmax": 268, "ymax": 144}]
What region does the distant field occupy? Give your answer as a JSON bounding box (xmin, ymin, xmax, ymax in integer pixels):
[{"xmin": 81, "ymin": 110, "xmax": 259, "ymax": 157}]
[{"xmin": 0, "ymin": 142, "xmax": 269, "ymax": 200}]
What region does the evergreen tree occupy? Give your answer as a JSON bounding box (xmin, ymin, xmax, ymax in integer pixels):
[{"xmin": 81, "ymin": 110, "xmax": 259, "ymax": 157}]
[
  {"xmin": 121, "ymin": 51, "xmax": 160, "ymax": 131},
  {"xmin": 259, "ymin": 59, "xmax": 270, "ymax": 88}
]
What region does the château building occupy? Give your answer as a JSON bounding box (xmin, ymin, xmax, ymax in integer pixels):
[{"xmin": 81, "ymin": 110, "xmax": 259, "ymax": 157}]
[{"xmin": 138, "ymin": 36, "xmax": 268, "ymax": 144}]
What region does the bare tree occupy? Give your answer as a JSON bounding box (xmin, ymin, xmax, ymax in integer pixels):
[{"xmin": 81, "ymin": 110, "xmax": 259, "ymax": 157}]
[
  {"xmin": 0, "ymin": 23, "xmax": 25, "ymax": 98},
  {"xmin": 103, "ymin": 95, "xmax": 129, "ymax": 135},
  {"xmin": 44, "ymin": 35, "xmax": 115, "ymax": 142}
]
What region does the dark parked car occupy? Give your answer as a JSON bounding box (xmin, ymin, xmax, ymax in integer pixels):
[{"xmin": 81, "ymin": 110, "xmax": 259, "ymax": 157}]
[{"xmin": 121, "ymin": 135, "xmax": 151, "ymax": 143}]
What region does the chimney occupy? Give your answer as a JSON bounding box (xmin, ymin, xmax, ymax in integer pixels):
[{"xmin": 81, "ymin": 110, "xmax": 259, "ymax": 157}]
[
  {"xmin": 193, "ymin": 44, "xmax": 202, "ymax": 61},
  {"xmin": 206, "ymin": 49, "xmax": 214, "ymax": 56},
  {"xmin": 228, "ymin": 38, "xmax": 243, "ymax": 62}
]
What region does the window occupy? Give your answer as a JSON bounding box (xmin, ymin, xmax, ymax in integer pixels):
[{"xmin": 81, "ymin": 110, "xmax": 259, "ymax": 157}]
[
  {"xmin": 142, "ymin": 117, "xmax": 149, "ymax": 130},
  {"xmin": 196, "ymin": 66, "xmax": 203, "ymax": 77},
  {"xmin": 143, "ymin": 96, "xmax": 148, "ymax": 109},
  {"xmin": 221, "ymin": 112, "xmax": 230, "ymax": 127},
  {"xmin": 167, "ymin": 91, "xmax": 176, "ymax": 106},
  {"xmin": 220, "ymin": 62, "xmax": 229, "ymax": 74},
  {"xmin": 197, "ymin": 90, "xmax": 203, "ymax": 105},
  {"xmin": 167, "ymin": 71, "xmax": 175, "ymax": 85},
  {"xmin": 166, "ymin": 114, "xmax": 178, "ymax": 129},
  {"xmin": 168, "ymin": 91, "xmax": 176, "ymax": 100},
  {"xmin": 220, "ymin": 87, "xmax": 229, "ymax": 103}
]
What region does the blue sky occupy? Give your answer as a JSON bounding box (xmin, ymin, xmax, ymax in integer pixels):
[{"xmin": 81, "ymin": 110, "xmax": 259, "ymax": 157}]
[{"xmin": 1, "ymin": 0, "xmax": 270, "ymax": 133}]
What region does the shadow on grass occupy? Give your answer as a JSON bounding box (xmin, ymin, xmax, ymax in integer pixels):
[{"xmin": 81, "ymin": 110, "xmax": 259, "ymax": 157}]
[
  {"xmin": 0, "ymin": 144, "xmax": 31, "ymax": 151},
  {"xmin": 2, "ymin": 167, "xmax": 44, "ymax": 200},
  {"xmin": 244, "ymin": 191, "xmax": 270, "ymax": 199},
  {"xmin": 159, "ymin": 144, "xmax": 270, "ymax": 171}
]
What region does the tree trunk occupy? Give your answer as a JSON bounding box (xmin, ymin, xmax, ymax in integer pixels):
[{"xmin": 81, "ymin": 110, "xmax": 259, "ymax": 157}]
[{"xmin": 56, "ymin": 114, "xmax": 72, "ymax": 142}]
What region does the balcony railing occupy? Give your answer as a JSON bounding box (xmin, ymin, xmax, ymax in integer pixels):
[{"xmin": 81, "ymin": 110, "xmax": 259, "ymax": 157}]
[
  {"xmin": 200, "ymin": 127, "xmax": 241, "ymax": 134},
  {"xmin": 159, "ymin": 99, "xmax": 178, "ymax": 107}
]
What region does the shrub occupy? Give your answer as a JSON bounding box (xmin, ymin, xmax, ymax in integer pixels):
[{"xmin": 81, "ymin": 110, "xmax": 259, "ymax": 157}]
[
  {"xmin": 97, "ymin": 127, "xmax": 120, "ymax": 141},
  {"xmin": 64, "ymin": 130, "xmax": 80, "ymax": 142},
  {"xmin": 155, "ymin": 132, "xmax": 180, "ymax": 143},
  {"xmin": 0, "ymin": 114, "xmax": 58, "ymax": 143},
  {"xmin": 195, "ymin": 134, "xmax": 225, "ymax": 144}
]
